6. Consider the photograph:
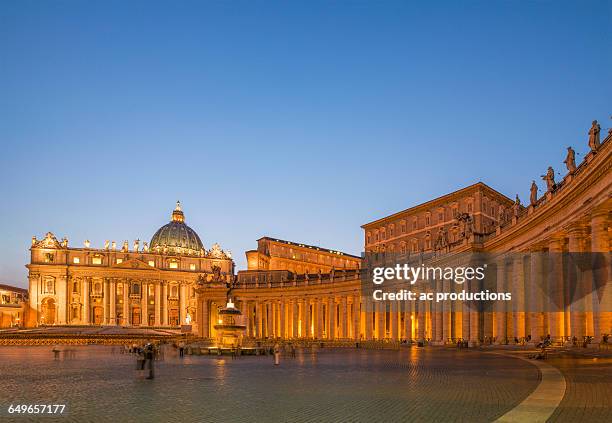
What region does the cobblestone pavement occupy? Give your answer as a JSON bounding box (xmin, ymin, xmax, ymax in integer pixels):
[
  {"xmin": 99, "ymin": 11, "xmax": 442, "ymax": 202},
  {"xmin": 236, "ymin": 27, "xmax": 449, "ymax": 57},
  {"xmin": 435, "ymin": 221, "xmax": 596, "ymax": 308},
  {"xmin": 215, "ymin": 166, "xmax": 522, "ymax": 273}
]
[
  {"xmin": 1, "ymin": 345, "xmax": 541, "ymax": 422},
  {"xmin": 548, "ymin": 355, "xmax": 612, "ymax": 422}
]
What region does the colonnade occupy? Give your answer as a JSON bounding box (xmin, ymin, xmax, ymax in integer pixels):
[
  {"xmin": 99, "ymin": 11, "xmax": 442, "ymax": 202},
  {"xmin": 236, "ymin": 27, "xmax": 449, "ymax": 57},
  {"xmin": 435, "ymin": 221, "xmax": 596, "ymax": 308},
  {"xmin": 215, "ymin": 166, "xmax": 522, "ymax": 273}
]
[
  {"xmin": 199, "ymin": 293, "xmax": 424, "ymax": 341},
  {"xmin": 67, "ymin": 278, "xmax": 194, "ymax": 327}
]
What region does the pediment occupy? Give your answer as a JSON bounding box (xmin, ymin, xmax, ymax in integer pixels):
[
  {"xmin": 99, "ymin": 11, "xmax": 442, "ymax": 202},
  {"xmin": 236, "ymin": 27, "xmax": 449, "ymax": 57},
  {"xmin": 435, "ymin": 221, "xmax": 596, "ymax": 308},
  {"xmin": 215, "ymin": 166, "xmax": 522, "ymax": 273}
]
[{"xmin": 114, "ymin": 258, "xmax": 154, "ymax": 270}]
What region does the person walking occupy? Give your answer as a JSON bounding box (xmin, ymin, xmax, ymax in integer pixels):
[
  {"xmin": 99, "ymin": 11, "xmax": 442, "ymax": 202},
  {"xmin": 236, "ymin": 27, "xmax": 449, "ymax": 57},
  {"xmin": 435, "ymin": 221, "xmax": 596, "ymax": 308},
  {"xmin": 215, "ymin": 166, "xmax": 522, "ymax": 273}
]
[
  {"xmin": 273, "ymin": 342, "xmax": 281, "ymax": 366},
  {"xmin": 144, "ymin": 343, "xmax": 155, "ymax": 379}
]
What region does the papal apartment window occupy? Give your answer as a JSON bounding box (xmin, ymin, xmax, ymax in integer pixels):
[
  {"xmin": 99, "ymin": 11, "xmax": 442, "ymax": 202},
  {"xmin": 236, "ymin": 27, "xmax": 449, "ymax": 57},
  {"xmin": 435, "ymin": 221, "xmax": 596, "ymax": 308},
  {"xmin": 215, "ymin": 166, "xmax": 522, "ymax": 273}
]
[
  {"xmin": 467, "ymin": 203, "xmax": 473, "ymax": 213},
  {"xmin": 438, "ymin": 212, "xmax": 444, "ymax": 222},
  {"xmin": 92, "ymin": 257, "xmax": 102, "ymax": 265},
  {"xmin": 413, "ymin": 220, "xmax": 417, "ymax": 230},
  {"xmin": 425, "ymin": 215, "xmax": 430, "ymax": 226},
  {"xmin": 73, "ymin": 257, "xmax": 80, "ymax": 264}
]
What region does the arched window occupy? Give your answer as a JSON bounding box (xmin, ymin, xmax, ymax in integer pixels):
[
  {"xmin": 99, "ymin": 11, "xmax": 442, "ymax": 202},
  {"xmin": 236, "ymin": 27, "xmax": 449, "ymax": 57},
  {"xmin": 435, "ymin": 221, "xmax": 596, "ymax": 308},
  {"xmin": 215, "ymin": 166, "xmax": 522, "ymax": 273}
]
[
  {"xmin": 132, "ymin": 284, "xmax": 140, "ymax": 295},
  {"xmin": 171, "ymin": 285, "xmax": 178, "ymax": 297}
]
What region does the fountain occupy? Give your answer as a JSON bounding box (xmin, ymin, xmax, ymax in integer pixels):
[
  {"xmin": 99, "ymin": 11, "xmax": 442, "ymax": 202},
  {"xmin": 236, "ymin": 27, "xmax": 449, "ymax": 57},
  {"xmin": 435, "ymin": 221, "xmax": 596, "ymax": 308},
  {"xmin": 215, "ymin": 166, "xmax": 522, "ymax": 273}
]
[{"xmin": 213, "ymin": 299, "xmax": 246, "ymax": 349}]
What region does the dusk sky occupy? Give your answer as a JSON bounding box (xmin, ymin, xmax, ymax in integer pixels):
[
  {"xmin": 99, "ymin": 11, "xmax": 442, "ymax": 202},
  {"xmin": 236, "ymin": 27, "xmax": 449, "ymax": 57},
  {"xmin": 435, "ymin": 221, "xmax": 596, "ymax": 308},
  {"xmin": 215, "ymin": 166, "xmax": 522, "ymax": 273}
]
[{"xmin": 1, "ymin": 0, "xmax": 611, "ymax": 288}]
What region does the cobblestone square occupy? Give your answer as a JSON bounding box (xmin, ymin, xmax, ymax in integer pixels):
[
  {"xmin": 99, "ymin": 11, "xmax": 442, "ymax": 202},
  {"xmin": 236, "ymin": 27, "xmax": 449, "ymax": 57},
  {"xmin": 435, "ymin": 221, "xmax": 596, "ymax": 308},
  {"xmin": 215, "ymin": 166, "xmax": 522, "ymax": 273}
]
[{"xmin": 0, "ymin": 345, "xmax": 544, "ymax": 422}]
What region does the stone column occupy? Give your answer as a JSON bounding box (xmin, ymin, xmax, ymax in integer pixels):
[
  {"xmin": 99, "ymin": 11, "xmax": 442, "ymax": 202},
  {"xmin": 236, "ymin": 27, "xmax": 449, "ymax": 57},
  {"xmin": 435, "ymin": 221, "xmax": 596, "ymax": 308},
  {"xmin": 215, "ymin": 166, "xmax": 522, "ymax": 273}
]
[
  {"xmin": 316, "ymin": 299, "xmax": 323, "ymax": 339},
  {"xmin": 201, "ymin": 299, "xmax": 209, "ymax": 338},
  {"xmin": 365, "ymin": 297, "xmax": 373, "ymax": 340},
  {"xmin": 377, "ymin": 301, "xmax": 385, "ymax": 340},
  {"xmin": 154, "ymin": 282, "xmax": 161, "ymax": 326},
  {"xmin": 303, "ymin": 299, "xmax": 310, "ymax": 338},
  {"xmin": 123, "ymin": 281, "xmax": 129, "ymax": 325},
  {"xmin": 462, "ymin": 297, "xmax": 471, "ymax": 342},
  {"xmin": 512, "ymin": 255, "xmax": 526, "ymax": 340},
  {"xmin": 141, "ymin": 282, "xmax": 148, "ymax": 326},
  {"xmin": 82, "ymin": 278, "xmax": 90, "ymax": 324},
  {"xmin": 391, "ymin": 301, "xmax": 399, "ymax": 341},
  {"xmin": 529, "ymin": 250, "xmax": 545, "ymax": 342},
  {"xmin": 341, "ymin": 296, "xmax": 348, "ymax": 339},
  {"xmin": 495, "ymin": 257, "xmax": 507, "ymax": 343},
  {"xmin": 353, "ymin": 296, "xmax": 361, "ymax": 340},
  {"xmin": 179, "ymin": 283, "xmax": 187, "ymax": 325},
  {"xmin": 280, "ymin": 300, "xmax": 286, "ymax": 339},
  {"xmin": 256, "ymin": 301, "xmax": 263, "ymax": 338},
  {"xmin": 442, "ymin": 279, "xmax": 451, "ymax": 343},
  {"xmin": 103, "ymin": 278, "xmax": 109, "ymax": 325},
  {"xmin": 403, "ymin": 298, "xmax": 412, "ymax": 341},
  {"xmin": 567, "ymin": 225, "xmax": 588, "ymax": 340},
  {"xmin": 548, "ymin": 237, "xmax": 565, "ymax": 339},
  {"xmin": 417, "ymin": 300, "xmax": 426, "ymax": 341},
  {"xmin": 591, "ymin": 209, "xmax": 610, "ymax": 342},
  {"xmin": 328, "ymin": 297, "xmax": 335, "ymax": 339},
  {"xmin": 267, "ymin": 302, "xmax": 274, "ymax": 337},
  {"xmin": 109, "ymin": 279, "xmax": 116, "ymax": 325},
  {"xmin": 433, "ymin": 279, "xmax": 443, "ymax": 343},
  {"xmin": 292, "ymin": 300, "xmax": 299, "ymax": 338},
  {"xmin": 162, "ymin": 282, "xmax": 168, "ymax": 326}
]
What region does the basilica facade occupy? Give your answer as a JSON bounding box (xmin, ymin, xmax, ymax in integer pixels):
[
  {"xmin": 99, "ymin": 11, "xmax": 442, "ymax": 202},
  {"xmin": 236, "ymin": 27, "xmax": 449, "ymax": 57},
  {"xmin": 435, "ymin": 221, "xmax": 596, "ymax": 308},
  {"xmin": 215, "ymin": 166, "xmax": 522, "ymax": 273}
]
[
  {"xmin": 26, "ymin": 203, "xmax": 233, "ymax": 330},
  {"xmin": 26, "ymin": 120, "xmax": 611, "ymax": 346}
]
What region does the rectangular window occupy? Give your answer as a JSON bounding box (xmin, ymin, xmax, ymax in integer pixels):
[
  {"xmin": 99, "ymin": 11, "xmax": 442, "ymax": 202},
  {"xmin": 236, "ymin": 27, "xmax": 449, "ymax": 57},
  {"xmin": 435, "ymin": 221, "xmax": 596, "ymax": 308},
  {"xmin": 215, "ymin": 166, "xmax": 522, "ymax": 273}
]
[
  {"xmin": 92, "ymin": 257, "xmax": 102, "ymax": 265},
  {"xmin": 73, "ymin": 257, "xmax": 80, "ymax": 264},
  {"xmin": 115, "ymin": 258, "xmax": 122, "ymax": 264},
  {"xmin": 148, "ymin": 260, "xmax": 155, "ymax": 267},
  {"xmin": 169, "ymin": 261, "xmax": 178, "ymax": 269},
  {"xmin": 189, "ymin": 263, "xmax": 196, "ymax": 271}
]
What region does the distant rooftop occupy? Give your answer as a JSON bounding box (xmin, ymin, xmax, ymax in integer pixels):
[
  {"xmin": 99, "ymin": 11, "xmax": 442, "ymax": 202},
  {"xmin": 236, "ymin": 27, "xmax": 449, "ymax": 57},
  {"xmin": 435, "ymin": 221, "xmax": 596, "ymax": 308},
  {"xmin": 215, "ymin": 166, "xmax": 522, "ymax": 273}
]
[
  {"xmin": 257, "ymin": 237, "xmax": 361, "ymax": 259},
  {"xmin": 0, "ymin": 283, "xmax": 28, "ymax": 294},
  {"xmin": 362, "ymin": 181, "xmax": 514, "ymax": 228}
]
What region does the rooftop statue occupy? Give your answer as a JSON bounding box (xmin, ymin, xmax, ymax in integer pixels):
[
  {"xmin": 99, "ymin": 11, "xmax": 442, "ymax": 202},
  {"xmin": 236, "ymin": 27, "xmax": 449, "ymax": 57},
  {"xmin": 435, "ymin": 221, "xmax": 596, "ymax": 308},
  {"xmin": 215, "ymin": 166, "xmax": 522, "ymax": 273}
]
[
  {"xmin": 530, "ymin": 180, "xmax": 538, "ymax": 206},
  {"xmin": 588, "ymin": 120, "xmax": 600, "ymax": 151},
  {"xmin": 512, "ymin": 195, "xmax": 521, "ymax": 218},
  {"xmin": 541, "ymin": 166, "xmax": 556, "ymax": 192},
  {"xmin": 564, "ymin": 146, "xmax": 576, "ymax": 173}
]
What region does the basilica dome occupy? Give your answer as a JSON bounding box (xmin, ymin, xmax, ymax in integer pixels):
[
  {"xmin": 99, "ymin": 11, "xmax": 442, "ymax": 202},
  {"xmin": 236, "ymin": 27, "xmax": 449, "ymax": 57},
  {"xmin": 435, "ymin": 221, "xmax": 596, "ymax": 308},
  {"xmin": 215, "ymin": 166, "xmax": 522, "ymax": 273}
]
[{"xmin": 150, "ymin": 202, "xmax": 204, "ymax": 254}]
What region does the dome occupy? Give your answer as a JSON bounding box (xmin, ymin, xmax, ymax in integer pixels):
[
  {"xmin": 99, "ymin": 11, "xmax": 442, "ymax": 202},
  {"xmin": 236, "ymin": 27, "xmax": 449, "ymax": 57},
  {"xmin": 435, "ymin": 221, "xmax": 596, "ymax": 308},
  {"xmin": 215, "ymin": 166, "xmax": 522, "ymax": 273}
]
[{"xmin": 150, "ymin": 201, "xmax": 204, "ymax": 254}]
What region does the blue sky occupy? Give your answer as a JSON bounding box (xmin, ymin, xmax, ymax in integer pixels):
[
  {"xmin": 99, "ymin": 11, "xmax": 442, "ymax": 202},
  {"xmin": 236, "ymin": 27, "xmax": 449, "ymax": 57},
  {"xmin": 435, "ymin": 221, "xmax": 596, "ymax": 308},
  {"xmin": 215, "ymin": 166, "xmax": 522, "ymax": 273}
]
[{"xmin": 1, "ymin": 0, "xmax": 611, "ymax": 287}]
